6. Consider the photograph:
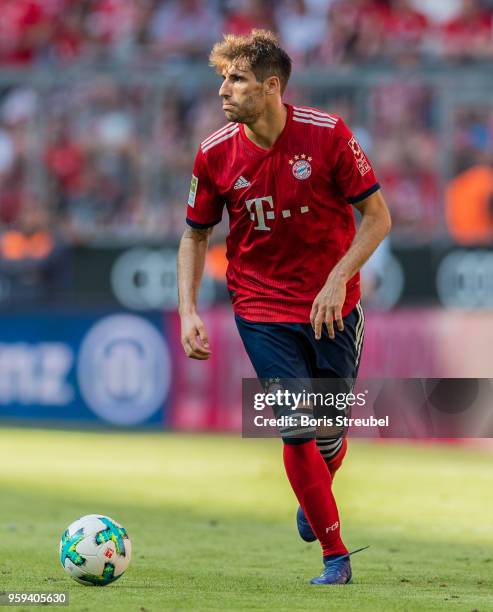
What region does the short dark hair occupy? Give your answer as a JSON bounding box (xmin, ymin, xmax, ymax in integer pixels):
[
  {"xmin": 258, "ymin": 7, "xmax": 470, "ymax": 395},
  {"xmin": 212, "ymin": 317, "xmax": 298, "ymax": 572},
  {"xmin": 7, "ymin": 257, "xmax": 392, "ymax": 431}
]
[{"xmin": 209, "ymin": 29, "xmax": 292, "ymax": 94}]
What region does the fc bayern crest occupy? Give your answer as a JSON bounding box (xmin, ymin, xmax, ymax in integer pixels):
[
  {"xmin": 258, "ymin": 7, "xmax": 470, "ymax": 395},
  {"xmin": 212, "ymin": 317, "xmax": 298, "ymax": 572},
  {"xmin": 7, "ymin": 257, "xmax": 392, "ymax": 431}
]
[{"xmin": 289, "ymin": 154, "xmax": 313, "ymax": 180}]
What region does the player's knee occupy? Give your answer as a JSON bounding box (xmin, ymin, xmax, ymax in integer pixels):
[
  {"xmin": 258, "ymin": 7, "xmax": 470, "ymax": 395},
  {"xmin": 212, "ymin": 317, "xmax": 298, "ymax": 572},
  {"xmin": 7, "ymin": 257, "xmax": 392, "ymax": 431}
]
[{"xmin": 316, "ymin": 436, "xmax": 344, "ymax": 461}]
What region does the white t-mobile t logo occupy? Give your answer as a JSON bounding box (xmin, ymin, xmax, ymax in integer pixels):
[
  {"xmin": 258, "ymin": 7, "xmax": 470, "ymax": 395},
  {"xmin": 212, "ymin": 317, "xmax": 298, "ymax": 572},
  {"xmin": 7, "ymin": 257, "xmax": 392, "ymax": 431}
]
[{"xmin": 246, "ymin": 196, "xmax": 275, "ymax": 231}]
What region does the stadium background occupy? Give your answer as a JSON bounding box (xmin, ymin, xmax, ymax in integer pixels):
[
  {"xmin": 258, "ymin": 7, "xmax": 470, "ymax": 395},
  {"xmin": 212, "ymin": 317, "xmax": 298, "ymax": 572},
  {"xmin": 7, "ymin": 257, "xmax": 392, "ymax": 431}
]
[{"xmin": 0, "ymin": 1, "xmax": 492, "ymax": 610}]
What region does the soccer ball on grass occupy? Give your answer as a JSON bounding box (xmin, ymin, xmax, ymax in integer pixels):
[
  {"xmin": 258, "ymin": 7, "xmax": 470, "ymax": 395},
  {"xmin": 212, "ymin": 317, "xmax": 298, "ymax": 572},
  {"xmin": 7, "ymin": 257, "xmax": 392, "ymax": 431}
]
[{"xmin": 59, "ymin": 514, "xmax": 131, "ymax": 586}]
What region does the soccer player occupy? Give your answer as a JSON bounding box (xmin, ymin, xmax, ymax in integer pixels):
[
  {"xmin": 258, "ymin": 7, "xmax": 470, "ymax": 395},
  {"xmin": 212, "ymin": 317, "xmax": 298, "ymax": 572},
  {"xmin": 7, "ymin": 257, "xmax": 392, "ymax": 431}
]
[{"xmin": 177, "ymin": 29, "xmax": 391, "ymax": 585}]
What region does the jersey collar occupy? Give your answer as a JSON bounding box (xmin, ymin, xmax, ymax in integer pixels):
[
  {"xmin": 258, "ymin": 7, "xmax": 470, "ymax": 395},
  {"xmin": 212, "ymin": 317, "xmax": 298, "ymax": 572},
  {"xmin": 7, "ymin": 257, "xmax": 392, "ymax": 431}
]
[{"xmin": 239, "ymin": 103, "xmax": 292, "ymax": 155}]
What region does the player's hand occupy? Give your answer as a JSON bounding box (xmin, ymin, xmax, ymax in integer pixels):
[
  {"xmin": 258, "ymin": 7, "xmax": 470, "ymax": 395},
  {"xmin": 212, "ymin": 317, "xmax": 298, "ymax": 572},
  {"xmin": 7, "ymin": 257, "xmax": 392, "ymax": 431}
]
[
  {"xmin": 310, "ymin": 275, "xmax": 346, "ymax": 340},
  {"xmin": 180, "ymin": 312, "xmax": 212, "ymax": 360}
]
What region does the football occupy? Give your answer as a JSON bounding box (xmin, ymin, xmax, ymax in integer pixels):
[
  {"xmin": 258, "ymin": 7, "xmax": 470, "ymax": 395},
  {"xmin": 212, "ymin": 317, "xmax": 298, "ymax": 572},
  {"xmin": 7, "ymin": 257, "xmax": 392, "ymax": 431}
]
[{"xmin": 59, "ymin": 514, "xmax": 131, "ymax": 586}]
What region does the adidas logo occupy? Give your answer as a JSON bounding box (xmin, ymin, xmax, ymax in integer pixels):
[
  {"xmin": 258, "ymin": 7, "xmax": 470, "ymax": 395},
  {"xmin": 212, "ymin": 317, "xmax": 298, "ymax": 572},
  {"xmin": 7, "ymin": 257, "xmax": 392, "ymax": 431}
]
[{"xmin": 234, "ymin": 176, "xmax": 251, "ymax": 190}]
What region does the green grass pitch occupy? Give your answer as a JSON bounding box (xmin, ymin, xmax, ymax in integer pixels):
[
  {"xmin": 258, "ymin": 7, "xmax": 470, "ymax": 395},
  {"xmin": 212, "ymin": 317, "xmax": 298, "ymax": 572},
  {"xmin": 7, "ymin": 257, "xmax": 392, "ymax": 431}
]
[{"xmin": 0, "ymin": 428, "xmax": 492, "ymax": 611}]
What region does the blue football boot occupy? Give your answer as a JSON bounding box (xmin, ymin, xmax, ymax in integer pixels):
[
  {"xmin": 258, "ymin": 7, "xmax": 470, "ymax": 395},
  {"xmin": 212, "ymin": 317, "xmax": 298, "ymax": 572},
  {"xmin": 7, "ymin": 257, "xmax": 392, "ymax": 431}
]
[
  {"xmin": 310, "ymin": 546, "xmax": 369, "ymax": 585},
  {"xmin": 296, "ymin": 505, "xmax": 317, "ymax": 542}
]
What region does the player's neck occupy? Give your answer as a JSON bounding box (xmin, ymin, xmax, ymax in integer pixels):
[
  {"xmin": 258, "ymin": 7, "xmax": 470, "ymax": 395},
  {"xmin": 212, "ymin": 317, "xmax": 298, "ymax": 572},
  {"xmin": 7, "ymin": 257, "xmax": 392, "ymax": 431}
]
[{"xmin": 244, "ymin": 102, "xmax": 287, "ymax": 150}]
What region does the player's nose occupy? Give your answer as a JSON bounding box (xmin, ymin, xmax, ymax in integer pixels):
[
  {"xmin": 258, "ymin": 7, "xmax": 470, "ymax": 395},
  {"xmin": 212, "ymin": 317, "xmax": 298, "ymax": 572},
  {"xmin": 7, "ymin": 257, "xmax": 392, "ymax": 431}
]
[{"xmin": 219, "ymin": 79, "xmax": 230, "ymax": 98}]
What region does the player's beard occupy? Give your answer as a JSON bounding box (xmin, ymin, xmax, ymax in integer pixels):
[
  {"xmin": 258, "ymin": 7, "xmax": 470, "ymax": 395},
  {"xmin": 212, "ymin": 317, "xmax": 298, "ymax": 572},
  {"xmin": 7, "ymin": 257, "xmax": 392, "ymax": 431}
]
[{"xmin": 223, "ymin": 95, "xmax": 263, "ymax": 125}]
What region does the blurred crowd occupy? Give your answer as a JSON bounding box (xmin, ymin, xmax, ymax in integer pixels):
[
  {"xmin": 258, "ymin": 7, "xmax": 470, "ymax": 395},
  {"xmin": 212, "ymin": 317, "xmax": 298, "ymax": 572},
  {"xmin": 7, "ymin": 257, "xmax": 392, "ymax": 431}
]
[
  {"xmin": 0, "ymin": 0, "xmax": 492, "ymax": 278},
  {"xmin": 1, "ymin": 0, "xmax": 493, "ymax": 67}
]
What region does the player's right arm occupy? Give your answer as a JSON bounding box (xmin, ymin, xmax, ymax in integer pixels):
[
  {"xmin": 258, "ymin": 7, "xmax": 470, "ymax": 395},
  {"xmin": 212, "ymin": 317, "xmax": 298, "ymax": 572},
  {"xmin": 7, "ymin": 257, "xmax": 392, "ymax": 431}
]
[
  {"xmin": 178, "ymin": 226, "xmax": 213, "ymax": 360},
  {"xmin": 177, "ymin": 146, "xmax": 224, "ymax": 360}
]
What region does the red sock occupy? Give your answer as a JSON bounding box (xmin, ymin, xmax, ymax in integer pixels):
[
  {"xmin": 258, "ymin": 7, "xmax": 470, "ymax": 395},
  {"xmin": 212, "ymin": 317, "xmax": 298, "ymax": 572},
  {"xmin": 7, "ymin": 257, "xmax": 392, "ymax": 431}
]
[
  {"xmin": 326, "ymin": 438, "xmax": 348, "ymax": 478},
  {"xmin": 283, "ymin": 440, "xmax": 348, "ymax": 557}
]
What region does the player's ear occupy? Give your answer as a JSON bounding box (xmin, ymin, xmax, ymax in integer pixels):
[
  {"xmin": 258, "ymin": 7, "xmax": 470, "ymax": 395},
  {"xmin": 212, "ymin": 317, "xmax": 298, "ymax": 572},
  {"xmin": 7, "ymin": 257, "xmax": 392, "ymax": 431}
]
[{"xmin": 264, "ymin": 76, "xmax": 280, "ymax": 96}]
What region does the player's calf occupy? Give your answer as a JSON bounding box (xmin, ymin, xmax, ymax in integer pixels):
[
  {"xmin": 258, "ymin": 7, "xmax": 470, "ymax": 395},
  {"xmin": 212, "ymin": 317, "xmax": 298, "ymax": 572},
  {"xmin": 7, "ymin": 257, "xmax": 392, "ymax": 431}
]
[
  {"xmin": 317, "ymin": 437, "xmax": 348, "ymax": 477},
  {"xmin": 296, "ymin": 437, "xmax": 347, "ymax": 543}
]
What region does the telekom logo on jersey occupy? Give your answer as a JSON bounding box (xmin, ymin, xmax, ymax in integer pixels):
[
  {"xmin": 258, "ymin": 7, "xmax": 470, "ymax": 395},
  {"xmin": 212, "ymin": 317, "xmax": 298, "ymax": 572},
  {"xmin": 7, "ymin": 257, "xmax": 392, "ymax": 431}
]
[
  {"xmin": 246, "ymin": 196, "xmax": 275, "ymax": 231},
  {"xmin": 246, "ymin": 196, "xmax": 310, "ymax": 231}
]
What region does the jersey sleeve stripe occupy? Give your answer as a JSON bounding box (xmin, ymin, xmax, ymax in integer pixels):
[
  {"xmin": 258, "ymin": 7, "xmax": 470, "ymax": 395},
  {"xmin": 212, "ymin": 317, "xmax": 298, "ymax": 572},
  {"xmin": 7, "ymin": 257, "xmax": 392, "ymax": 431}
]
[
  {"xmin": 293, "ymin": 110, "xmax": 337, "ymax": 125},
  {"xmin": 201, "ymin": 127, "xmax": 239, "ymax": 152},
  {"xmin": 186, "ymin": 217, "xmax": 222, "ymax": 229},
  {"xmin": 293, "ymin": 106, "xmax": 338, "ymax": 122},
  {"xmin": 201, "ymin": 123, "xmax": 237, "ymax": 147},
  {"xmin": 293, "ymin": 117, "xmax": 336, "ymax": 129},
  {"xmin": 201, "ymin": 122, "xmax": 236, "ymax": 146},
  {"xmin": 346, "ymin": 183, "xmax": 380, "ymax": 204}
]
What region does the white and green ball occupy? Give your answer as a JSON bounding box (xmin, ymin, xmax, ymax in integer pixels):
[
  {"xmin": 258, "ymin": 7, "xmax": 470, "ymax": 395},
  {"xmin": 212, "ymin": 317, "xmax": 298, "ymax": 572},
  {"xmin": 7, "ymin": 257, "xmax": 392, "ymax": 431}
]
[{"xmin": 60, "ymin": 514, "xmax": 131, "ymax": 586}]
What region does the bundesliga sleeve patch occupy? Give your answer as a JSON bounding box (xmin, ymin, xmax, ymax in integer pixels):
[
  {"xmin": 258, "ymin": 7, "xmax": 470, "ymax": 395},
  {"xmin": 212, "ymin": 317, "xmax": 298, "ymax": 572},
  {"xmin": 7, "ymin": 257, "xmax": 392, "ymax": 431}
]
[
  {"xmin": 348, "ymin": 136, "xmax": 371, "ymax": 176},
  {"xmin": 188, "ymin": 174, "xmax": 198, "ymax": 207}
]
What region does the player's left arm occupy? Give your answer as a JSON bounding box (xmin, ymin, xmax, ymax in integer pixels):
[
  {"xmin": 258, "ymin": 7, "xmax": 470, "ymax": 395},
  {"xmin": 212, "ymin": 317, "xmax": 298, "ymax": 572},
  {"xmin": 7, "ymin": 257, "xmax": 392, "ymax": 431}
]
[{"xmin": 311, "ymin": 189, "xmax": 391, "ymax": 340}]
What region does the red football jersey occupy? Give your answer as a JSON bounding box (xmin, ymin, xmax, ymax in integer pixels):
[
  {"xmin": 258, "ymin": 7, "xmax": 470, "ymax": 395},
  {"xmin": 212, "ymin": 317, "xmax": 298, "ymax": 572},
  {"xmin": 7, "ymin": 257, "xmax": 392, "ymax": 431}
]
[{"xmin": 186, "ymin": 104, "xmax": 380, "ymax": 322}]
